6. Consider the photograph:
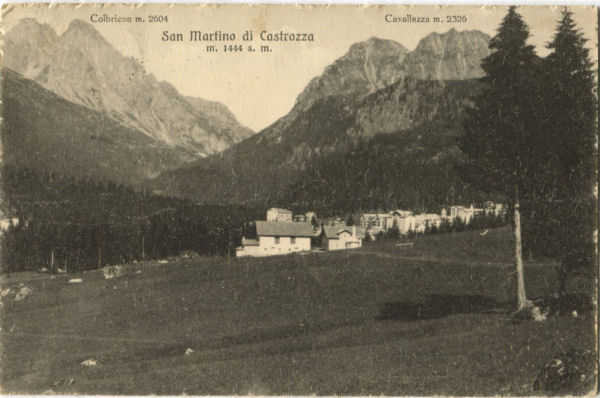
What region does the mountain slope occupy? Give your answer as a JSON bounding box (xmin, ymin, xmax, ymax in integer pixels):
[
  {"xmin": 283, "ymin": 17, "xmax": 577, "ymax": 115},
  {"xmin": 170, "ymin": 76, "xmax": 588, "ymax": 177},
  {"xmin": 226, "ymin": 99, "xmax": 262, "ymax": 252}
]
[
  {"xmin": 292, "ymin": 30, "xmax": 490, "ymax": 112},
  {"xmin": 3, "ymin": 18, "xmax": 254, "ymax": 156},
  {"xmin": 152, "ymin": 78, "xmax": 483, "ymax": 205},
  {"xmin": 350, "ymin": 77, "xmax": 481, "ymax": 139},
  {"xmin": 150, "ymin": 29, "xmax": 491, "ymax": 206},
  {"xmin": 295, "ymin": 38, "xmax": 409, "ymax": 112},
  {"xmin": 1, "ymin": 68, "xmax": 193, "ymax": 185}
]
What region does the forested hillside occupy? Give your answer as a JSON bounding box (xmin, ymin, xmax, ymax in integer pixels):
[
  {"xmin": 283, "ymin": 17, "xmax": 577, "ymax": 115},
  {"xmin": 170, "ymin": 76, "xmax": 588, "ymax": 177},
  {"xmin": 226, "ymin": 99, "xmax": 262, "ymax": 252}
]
[
  {"xmin": 152, "ymin": 79, "xmax": 486, "ymax": 214},
  {"xmin": 1, "ymin": 166, "xmax": 264, "ymax": 272},
  {"xmin": 151, "ymin": 29, "xmax": 492, "ymax": 210},
  {"xmin": 289, "ymin": 124, "xmax": 489, "ymax": 216}
]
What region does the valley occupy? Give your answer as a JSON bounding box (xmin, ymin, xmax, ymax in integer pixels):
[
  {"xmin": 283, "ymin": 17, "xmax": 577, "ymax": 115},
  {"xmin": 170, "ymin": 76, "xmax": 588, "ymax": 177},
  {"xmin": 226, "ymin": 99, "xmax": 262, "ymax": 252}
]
[{"xmin": 0, "ymin": 6, "xmax": 597, "ymax": 396}]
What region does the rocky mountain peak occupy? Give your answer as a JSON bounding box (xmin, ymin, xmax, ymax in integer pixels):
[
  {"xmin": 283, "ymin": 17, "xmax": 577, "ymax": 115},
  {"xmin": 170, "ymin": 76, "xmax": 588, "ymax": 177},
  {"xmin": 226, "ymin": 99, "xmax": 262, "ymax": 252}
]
[
  {"xmin": 9, "ymin": 17, "xmax": 52, "ymax": 33},
  {"xmin": 66, "ymin": 18, "xmax": 100, "ymax": 34},
  {"xmin": 405, "ymin": 29, "xmax": 491, "ymax": 80},
  {"xmin": 347, "ymin": 36, "xmax": 408, "ymax": 56},
  {"xmin": 4, "ymin": 18, "xmax": 254, "ymax": 157},
  {"xmin": 292, "ymin": 29, "xmax": 489, "ymax": 114},
  {"xmin": 60, "ymin": 19, "xmax": 109, "ymax": 48},
  {"xmin": 3, "ymin": 18, "xmax": 57, "ymax": 80},
  {"xmin": 294, "ymin": 37, "xmax": 409, "ymax": 111},
  {"xmin": 415, "ymin": 28, "xmax": 489, "ymax": 51}
]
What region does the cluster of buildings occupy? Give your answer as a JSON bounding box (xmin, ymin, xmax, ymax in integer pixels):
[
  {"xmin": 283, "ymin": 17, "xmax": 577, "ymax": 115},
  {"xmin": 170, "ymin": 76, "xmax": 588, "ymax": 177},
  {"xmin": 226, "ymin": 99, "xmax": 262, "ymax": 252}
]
[
  {"xmin": 236, "ymin": 208, "xmax": 365, "ymax": 257},
  {"xmin": 360, "ymin": 202, "xmax": 505, "ymax": 237},
  {"xmin": 236, "ymin": 202, "xmax": 505, "ymax": 258}
]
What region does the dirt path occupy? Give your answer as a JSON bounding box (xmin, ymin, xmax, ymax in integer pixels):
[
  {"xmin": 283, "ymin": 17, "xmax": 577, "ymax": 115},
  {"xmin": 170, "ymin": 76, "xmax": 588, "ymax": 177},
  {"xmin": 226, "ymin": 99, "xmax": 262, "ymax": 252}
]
[{"xmin": 349, "ymin": 250, "xmax": 547, "ymax": 270}]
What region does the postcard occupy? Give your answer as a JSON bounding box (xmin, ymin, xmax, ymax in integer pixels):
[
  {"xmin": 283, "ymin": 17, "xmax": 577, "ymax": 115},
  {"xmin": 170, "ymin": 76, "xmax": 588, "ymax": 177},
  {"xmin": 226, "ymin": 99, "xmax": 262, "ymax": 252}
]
[{"xmin": 0, "ymin": 4, "xmax": 597, "ymax": 396}]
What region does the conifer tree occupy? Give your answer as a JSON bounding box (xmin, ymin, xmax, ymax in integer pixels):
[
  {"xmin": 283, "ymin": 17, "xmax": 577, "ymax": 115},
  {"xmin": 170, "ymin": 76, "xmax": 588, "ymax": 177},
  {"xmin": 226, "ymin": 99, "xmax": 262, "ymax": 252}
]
[
  {"xmin": 523, "ymin": 8, "xmax": 597, "ymax": 293},
  {"xmin": 460, "ymin": 7, "xmax": 541, "ymax": 310}
]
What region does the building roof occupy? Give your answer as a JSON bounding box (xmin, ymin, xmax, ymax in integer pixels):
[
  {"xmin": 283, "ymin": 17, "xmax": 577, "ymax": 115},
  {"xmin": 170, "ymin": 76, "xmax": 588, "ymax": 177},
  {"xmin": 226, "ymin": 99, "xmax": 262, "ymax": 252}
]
[
  {"xmin": 323, "ymin": 225, "xmax": 366, "ymax": 239},
  {"xmin": 241, "ymin": 237, "xmax": 259, "ymax": 246},
  {"xmin": 268, "ymin": 208, "xmax": 292, "ymax": 214},
  {"xmin": 389, "ymin": 210, "xmax": 413, "ymax": 217},
  {"xmin": 362, "ymin": 213, "xmax": 392, "ymax": 218},
  {"xmin": 256, "ymin": 221, "xmax": 316, "ymax": 237}
]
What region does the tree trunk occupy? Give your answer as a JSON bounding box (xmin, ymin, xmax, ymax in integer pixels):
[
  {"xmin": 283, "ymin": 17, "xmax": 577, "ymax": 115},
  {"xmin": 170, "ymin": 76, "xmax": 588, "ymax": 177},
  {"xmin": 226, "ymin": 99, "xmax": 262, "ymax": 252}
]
[
  {"xmin": 50, "ymin": 248, "xmax": 55, "ymax": 273},
  {"xmin": 514, "ymin": 188, "xmax": 528, "ymax": 310},
  {"xmin": 142, "ymin": 234, "xmax": 146, "ymax": 260},
  {"xmin": 97, "ymin": 244, "xmax": 102, "ymax": 269}
]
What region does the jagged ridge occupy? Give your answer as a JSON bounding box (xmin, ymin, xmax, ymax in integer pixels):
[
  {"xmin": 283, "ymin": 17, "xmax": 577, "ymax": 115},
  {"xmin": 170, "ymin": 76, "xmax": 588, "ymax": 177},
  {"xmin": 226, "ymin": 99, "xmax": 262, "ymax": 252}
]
[
  {"xmin": 3, "ymin": 18, "xmax": 254, "ymax": 157},
  {"xmin": 149, "ymin": 28, "xmax": 490, "ymax": 203}
]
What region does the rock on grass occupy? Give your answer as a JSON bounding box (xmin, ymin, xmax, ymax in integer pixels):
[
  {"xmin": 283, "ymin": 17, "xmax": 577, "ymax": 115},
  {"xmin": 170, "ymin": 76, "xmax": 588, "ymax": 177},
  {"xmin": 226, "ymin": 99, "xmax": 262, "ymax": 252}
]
[{"xmin": 533, "ymin": 348, "xmax": 596, "ymax": 395}]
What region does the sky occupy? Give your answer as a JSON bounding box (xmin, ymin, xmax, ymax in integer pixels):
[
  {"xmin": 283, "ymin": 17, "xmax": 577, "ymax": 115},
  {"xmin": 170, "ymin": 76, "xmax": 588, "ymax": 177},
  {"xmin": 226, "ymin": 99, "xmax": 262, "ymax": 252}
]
[{"xmin": 1, "ymin": 4, "xmax": 597, "ymax": 131}]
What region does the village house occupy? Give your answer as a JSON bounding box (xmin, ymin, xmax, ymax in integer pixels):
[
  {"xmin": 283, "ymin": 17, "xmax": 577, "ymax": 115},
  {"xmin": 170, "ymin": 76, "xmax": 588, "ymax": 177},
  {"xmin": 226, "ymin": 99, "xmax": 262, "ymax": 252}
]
[
  {"xmin": 389, "ymin": 210, "xmax": 415, "ymax": 234},
  {"xmin": 449, "ymin": 205, "xmax": 483, "ymax": 224},
  {"xmin": 360, "ymin": 213, "xmax": 393, "ymax": 235},
  {"xmin": 484, "ymin": 201, "xmax": 506, "ymax": 216},
  {"xmin": 423, "ymin": 213, "xmax": 442, "ymax": 229},
  {"xmin": 361, "ymin": 210, "xmax": 419, "ymax": 236},
  {"xmin": 236, "ymin": 221, "xmax": 316, "ymax": 257},
  {"xmin": 294, "ymin": 211, "xmax": 318, "ymax": 223},
  {"xmin": 412, "ymin": 214, "xmax": 426, "ymax": 233},
  {"xmin": 327, "ymin": 217, "xmax": 345, "ymax": 227},
  {"xmin": 266, "ymin": 208, "xmax": 293, "ymax": 222},
  {"xmin": 322, "ymin": 225, "xmax": 365, "ymax": 251}
]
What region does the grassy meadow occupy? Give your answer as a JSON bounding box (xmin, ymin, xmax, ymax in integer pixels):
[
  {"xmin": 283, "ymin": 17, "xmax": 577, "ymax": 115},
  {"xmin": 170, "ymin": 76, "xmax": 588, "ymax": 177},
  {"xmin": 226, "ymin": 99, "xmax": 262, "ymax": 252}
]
[{"xmin": 0, "ymin": 226, "xmax": 595, "ymax": 395}]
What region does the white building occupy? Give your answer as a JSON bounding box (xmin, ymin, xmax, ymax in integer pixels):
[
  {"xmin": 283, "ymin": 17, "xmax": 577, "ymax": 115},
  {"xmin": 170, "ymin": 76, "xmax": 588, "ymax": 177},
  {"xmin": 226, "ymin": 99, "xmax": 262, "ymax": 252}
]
[
  {"xmin": 294, "ymin": 211, "xmax": 317, "ymax": 223},
  {"xmin": 327, "ymin": 217, "xmax": 345, "ymax": 227},
  {"xmin": 450, "ymin": 205, "xmax": 485, "ymax": 224},
  {"xmin": 360, "ymin": 213, "xmax": 393, "ymax": 235},
  {"xmin": 305, "ymin": 211, "xmax": 317, "ymax": 223},
  {"xmin": 412, "ymin": 214, "xmax": 426, "ymax": 233},
  {"xmin": 423, "ymin": 213, "xmax": 442, "ymax": 229},
  {"xmin": 322, "ymin": 225, "xmax": 365, "ymax": 251},
  {"xmin": 484, "ymin": 201, "xmax": 506, "ymax": 216},
  {"xmin": 0, "ymin": 217, "xmax": 19, "ymax": 232},
  {"xmin": 389, "ymin": 210, "xmax": 415, "ymax": 234},
  {"xmin": 0, "ymin": 219, "xmax": 10, "ymax": 232},
  {"xmin": 236, "ymin": 221, "xmax": 316, "ymax": 257},
  {"xmin": 266, "ymin": 208, "xmax": 293, "ymax": 223},
  {"xmin": 450, "ymin": 205, "xmax": 472, "ymax": 224}
]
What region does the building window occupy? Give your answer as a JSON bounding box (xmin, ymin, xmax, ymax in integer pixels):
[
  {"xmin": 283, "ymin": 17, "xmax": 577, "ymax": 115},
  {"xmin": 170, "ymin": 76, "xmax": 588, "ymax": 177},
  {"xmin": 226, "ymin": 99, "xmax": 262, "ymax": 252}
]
[
  {"xmin": 275, "ymin": 236, "xmax": 280, "ymax": 244},
  {"xmin": 290, "ymin": 237, "xmax": 296, "ymax": 244}
]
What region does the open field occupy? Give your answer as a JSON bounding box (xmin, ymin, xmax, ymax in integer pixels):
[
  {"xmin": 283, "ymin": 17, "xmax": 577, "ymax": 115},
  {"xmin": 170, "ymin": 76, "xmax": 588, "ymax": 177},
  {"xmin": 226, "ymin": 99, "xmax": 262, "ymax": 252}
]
[{"xmin": 1, "ymin": 226, "xmax": 595, "ymax": 395}]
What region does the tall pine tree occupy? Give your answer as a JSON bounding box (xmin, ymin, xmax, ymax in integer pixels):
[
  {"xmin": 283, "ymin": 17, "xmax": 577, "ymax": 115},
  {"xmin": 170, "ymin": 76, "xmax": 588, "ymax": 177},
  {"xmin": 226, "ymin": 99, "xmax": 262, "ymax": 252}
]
[
  {"xmin": 460, "ymin": 7, "xmax": 541, "ymax": 310},
  {"xmin": 522, "ymin": 8, "xmax": 597, "ymax": 293}
]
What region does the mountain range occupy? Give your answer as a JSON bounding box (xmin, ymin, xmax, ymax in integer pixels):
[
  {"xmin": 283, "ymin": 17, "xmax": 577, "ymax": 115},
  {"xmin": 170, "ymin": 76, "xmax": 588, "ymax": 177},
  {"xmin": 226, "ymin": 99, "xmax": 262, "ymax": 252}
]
[
  {"xmin": 3, "ymin": 18, "xmax": 254, "ymax": 158},
  {"xmin": 295, "ymin": 30, "xmax": 489, "ymax": 111},
  {"xmin": 150, "ymin": 29, "xmax": 491, "ymax": 207},
  {"xmin": 3, "ymin": 18, "xmax": 492, "ymax": 209}
]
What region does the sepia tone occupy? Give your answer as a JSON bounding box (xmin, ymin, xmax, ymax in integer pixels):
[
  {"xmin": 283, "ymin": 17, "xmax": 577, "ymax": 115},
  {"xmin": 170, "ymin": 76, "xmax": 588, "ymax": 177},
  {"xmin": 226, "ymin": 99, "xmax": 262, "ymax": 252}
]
[{"xmin": 0, "ymin": 4, "xmax": 597, "ymax": 395}]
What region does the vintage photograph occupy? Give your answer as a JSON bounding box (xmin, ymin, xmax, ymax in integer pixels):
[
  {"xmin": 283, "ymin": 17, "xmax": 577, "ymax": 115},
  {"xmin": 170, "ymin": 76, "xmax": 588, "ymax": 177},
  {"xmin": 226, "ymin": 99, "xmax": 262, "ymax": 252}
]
[{"xmin": 0, "ymin": 4, "xmax": 597, "ymax": 395}]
